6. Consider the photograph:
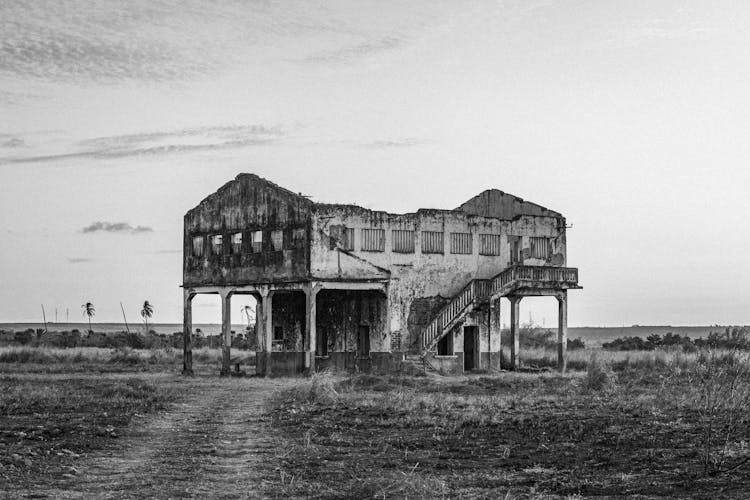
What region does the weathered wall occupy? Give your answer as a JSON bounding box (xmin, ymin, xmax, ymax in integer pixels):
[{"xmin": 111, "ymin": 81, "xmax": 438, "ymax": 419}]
[
  {"xmin": 184, "ymin": 174, "xmax": 569, "ymax": 370},
  {"xmin": 315, "ymin": 289, "xmax": 388, "ymax": 356},
  {"xmin": 457, "ymin": 189, "xmax": 561, "ymax": 219},
  {"xmin": 309, "ymin": 205, "xmax": 565, "ymax": 351},
  {"xmin": 183, "ymin": 174, "xmax": 313, "ymax": 287},
  {"xmin": 271, "ymin": 292, "xmax": 306, "ymax": 351}
]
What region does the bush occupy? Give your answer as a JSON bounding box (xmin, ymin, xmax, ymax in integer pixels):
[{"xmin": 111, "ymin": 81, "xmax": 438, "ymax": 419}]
[
  {"xmin": 567, "ymin": 337, "xmax": 586, "ymax": 350},
  {"xmin": 604, "ymin": 333, "xmax": 696, "ymax": 352},
  {"xmin": 688, "ymin": 349, "xmax": 750, "ymax": 475},
  {"xmin": 695, "ymin": 327, "xmax": 750, "ymax": 351},
  {"xmin": 581, "ymin": 355, "xmax": 614, "ymax": 392}
]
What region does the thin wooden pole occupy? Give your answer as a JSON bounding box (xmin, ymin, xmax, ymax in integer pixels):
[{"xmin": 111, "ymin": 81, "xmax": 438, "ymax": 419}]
[
  {"xmin": 41, "ymin": 304, "xmax": 48, "ymax": 333},
  {"xmin": 120, "ymin": 302, "xmax": 131, "ymax": 333}
]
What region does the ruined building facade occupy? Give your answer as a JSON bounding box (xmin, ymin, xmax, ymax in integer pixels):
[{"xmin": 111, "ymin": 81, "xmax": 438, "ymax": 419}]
[{"xmin": 182, "ymin": 174, "xmax": 580, "ymax": 376}]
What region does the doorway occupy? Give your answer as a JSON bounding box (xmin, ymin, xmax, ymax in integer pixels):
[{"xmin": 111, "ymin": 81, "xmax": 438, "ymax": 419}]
[
  {"xmin": 357, "ymin": 325, "xmax": 371, "ymax": 357},
  {"xmin": 463, "ymin": 326, "xmax": 478, "ymax": 371}
]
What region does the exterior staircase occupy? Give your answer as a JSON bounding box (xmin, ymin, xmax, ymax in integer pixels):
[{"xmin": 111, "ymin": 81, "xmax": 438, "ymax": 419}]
[{"xmin": 420, "ymin": 265, "xmax": 579, "ymax": 354}]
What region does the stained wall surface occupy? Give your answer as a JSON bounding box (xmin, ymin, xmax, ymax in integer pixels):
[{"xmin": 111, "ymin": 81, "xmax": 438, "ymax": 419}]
[
  {"xmin": 183, "ymin": 174, "xmax": 313, "ymax": 287},
  {"xmin": 184, "ymin": 174, "xmax": 569, "ymax": 366}
]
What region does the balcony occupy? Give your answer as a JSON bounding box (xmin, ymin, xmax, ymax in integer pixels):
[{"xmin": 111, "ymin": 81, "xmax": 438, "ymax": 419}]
[{"xmin": 491, "ymin": 265, "xmax": 580, "ymax": 297}]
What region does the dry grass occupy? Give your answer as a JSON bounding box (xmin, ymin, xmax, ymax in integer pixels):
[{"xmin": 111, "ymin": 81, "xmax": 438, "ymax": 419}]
[
  {"xmin": 0, "ymin": 346, "xmax": 256, "ymax": 373},
  {"xmin": 0, "ymin": 373, "xmax": 177, "ymax": 486},
  {"xmin": 270, "ymin": 351, "xmax": 750, "ymax": 498}
]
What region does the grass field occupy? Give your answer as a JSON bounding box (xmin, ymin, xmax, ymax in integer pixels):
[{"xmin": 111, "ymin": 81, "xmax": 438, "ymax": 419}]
[
  {"xmin": 2, "ymin": 346, "xmax": 750, "ymax": 498},
  {"xmin": 270, "ymin": 351, "xmax": 750, "ymax": 499}
]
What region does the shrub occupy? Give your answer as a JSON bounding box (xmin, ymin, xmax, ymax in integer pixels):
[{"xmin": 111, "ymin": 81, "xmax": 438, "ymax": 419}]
[
  {"xmin": 688, "ymin": 349, "xmax": 750, "ymax": 475},
  {"xmin": 581, "ymin": 355, "xmax": 614, "ymax": 392},
  {"xmin": 567, "ymin": 337, "xmax": 586, "ymax": 350}
]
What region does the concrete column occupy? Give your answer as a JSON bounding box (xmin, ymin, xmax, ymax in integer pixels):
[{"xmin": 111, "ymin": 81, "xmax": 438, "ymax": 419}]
[
  {"xmin": 182, "ymin": 290, "xmax": 194, "ymax": 376},
  {"xmin": 305, "ymin": 284, "xmax": 320, "ymax": 372},
  {"xmin": 220, "ymin": 290, "xmax": 232, "ymax": 377},
  {"xmin": 489, "ymin": 298, "xmax": 502, "ymax": 371},
  {"xmin": 557, "ymin": 291, "xmax": 568, "ymax": 373},
  {"xmin": 509, "ymin": 296, "xmax": 522, "ymax": 371},
  {"xmin": 257, "ymin": 289, "xmax": 274, "ymax": 376}
]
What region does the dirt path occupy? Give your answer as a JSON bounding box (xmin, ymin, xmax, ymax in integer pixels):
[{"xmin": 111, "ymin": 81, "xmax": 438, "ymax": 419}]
[{"xmin": 38, "ymin": 377, "xmax": 294, "ymax": 499}]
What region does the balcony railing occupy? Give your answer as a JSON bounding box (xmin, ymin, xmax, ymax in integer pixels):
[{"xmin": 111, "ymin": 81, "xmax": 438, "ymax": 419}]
[{"xmin": 491, "ymin": 265, "xmax": 578, "ymax": 295}]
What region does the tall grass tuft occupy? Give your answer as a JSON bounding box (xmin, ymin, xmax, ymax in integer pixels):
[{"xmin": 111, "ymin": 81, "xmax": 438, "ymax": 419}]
[
  {"xmin": 581, "ymin": 354, "xmax": 614, "ymax": 393},
  {"xmin": 289, "ymin": 371, "xmax": 342, "ymax": 404}
]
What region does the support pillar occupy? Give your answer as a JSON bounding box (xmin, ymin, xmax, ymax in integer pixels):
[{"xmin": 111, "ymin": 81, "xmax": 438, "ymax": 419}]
[
  {"xmin": 220, "ymin": 290, "xmax": 232, "ymax": 377},
  {"xmin": 489, "ymin": 298, "xmax": 502, "ymax": 371},
  {"xmin": 557, "ymin": 291, "xmax": 568, "ymax": 373},
  {"xmin": 509, "ymin": 296, "xmax": 521, "ymax": 371},
  {"xmin": 182, "ymin": 290, "xmax": 194, "ymax": 376},
  {"xmin": 257, "ymin": 289, "xmax": 274, "ymax": 376},
  {"xmin": 305, "ymin": 284, "xmax": 320, "ymax": 373}
]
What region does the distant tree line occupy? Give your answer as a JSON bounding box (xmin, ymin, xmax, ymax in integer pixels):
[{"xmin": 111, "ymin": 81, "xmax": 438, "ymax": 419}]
[{"xmin": 602, "ymin": 327, "xmax": 750, "ymax": 352}]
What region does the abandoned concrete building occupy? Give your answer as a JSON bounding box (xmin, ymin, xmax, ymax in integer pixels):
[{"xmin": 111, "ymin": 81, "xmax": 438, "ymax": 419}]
[{"xmin": 182, "ymin": 173, "xmax": 580, "ymax": 376}]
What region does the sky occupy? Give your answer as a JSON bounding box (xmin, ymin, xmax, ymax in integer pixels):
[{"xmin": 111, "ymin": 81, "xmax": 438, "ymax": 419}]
[{"xmin": 1, "ymin": 0, "xmax": 749, "ymax": 327}]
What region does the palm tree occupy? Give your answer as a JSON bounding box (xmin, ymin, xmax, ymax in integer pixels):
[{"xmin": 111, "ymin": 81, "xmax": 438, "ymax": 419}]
[
  {"xmin": 240, "ymin": 304, "xmax": 255, "ymax": 331},
  {"xmin": 81, "ymin": 302, "xmax": 95, "ymax": 333},
  {"xmin": 141, "ymin": 300, "xmax": 154, "ymax": 334}
]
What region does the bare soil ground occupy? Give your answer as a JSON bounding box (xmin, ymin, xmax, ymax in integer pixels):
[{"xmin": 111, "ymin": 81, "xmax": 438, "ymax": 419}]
[
  {"xmin": 1, "ymin": 372, "xmax": 294, "ymax": 499},
  {"xmin": 270, "ymin": 371, "xmax": 750, "ymax": 499}
]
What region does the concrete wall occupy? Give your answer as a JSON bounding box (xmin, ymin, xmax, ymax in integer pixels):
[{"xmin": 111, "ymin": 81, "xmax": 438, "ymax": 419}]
[
  {"xmin": 184, "ymin": 174, "xmax": 569, "ymax": 373},
  {"xmin": 315, "ymin": 289, "xmax": 388, "ymax": 353},
  {"xmin": 183, "ymin": 174, "xmax": 313, "ymax": 287},
  {"xmin": 309, "ymin": 205, "xmax": 566, "ymax": 352}
]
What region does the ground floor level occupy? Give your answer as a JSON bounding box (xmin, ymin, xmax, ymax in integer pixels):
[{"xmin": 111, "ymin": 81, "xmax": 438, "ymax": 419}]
[{"xmin": 181, "ymin": 279, "xmax": 569, "ymax": 376}]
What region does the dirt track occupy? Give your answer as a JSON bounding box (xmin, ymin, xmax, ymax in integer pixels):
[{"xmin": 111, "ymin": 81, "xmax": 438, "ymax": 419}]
[{"xmin": 28, "ymin": 376, "xmax": 293, "ymax": 499}]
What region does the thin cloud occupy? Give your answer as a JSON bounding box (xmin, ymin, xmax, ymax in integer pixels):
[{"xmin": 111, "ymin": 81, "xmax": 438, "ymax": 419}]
[
  {"xmin": 303, "ymin": 34, "xmax": 407, "ymax": 65},
  {"xmin": 81, "ymin": 222, "xmax": 153, "ymax": 234},
  {"xmin": 0, "ymin": 135, "xmax": 24, "ymax": 148},
  {"xmin": 360, "ymin": 137, "xmax": 425, "ymax": 149},
  {"xmin": 0, "ymin": 124, "xmax": 285, "ymax": 165},
  {"xmin": 67, "ymin": 257, "xmax": 94, "ymax": 264}
]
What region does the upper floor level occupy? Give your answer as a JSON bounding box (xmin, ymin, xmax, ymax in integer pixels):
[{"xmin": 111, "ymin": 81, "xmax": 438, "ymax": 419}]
[{"xmin": 183, "ymin": 173, "xmax": 570, "ymax": 289}]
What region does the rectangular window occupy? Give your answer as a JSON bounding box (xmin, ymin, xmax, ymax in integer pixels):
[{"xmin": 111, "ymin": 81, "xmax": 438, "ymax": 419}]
[
  {"xmin": 392, "ymin": 230, "xmax": 415, "ymax": 253},
  {"xmin": 530, "ymin": 237, "xmax": 552, "ymax": 259},
  {"xmin": 450, "ymin": 232, "xmax": 472, "ymax": 254},
  {"xmin": 341, "ymin": 227, "xmax": 355, "ymax": 251},
  {"xmin": 421, "ymin": 231, "xmax": 444, "ymax": 254},
  {"xmin": 437, "ymin": 333, "xmax": 453, "ymax": 356},
  {"xmin": 292, "ymin": 228, "xmax": 306, "ymax": 248},
  {"xmin": 251, "ymin": 231, "xmax": 263, "ymax": 253},
  {"xmin": 192, "ymin": 236, "xmax": 204, "ymax": 257},
  {"xmin": 271, "ymin": 230, "xmax": 283, "ymax": 251},
  {"xmin": 479, "ymin": 234, "xmax": 502, "ymax": 256},
  {"xmin": 229, "ymin": 232, "xmax": 242, "ymax": 254},
  {"xmin": 210, "ymin": 234, "xmax": 223, "ymax": 255},
  {"xmin": 361, "ymin": 228, "xmax": 385, "ymax": 252}
]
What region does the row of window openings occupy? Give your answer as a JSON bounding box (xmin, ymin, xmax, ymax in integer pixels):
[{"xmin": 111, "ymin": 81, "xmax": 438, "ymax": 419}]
[
  {"xmin": 192, "ymin": 229, "xmax": 305, "ymax": 257},
  {"xmin": 342, "ymin": 229, "xmax": 552, "ymax": 258}
]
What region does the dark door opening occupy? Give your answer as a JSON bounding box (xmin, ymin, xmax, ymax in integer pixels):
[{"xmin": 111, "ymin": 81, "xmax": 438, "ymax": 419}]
[
  {"xmin": 463, "ymin": 326, "xmax": 478, "ymax": 371},
  {"xmin": 316, "ymin": 328, "xmax": 328, "ymax": 356},
  {"xmin": 357, "ymin": 325, "xmax": 370, "ymax": 358}
]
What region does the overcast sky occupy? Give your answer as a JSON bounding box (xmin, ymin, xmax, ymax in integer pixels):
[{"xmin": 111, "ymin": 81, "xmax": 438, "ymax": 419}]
[{"xmin": 1, "ymin": 0, "xmax": 749, "ymax": 326}]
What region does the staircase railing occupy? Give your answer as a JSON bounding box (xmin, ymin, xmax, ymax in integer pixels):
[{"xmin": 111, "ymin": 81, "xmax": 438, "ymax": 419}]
[
  {"xmin": 421, "ymin": 265, "xmax": 580, "ymax": 354},
  {"xmin": 420, "ymin": 279, "xmax": 491, "ymax": 351}
]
